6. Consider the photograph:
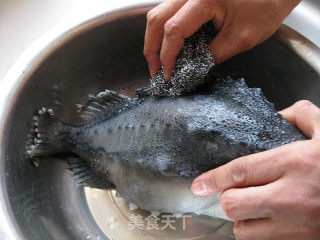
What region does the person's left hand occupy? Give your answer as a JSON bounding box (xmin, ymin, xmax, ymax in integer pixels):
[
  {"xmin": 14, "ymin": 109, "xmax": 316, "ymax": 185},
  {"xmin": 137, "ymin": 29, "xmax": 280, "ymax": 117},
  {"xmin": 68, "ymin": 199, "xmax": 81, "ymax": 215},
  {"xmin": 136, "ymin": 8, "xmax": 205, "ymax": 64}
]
[{"xmin": 191, "ymin": 100, "xmax": 320, "ymax": 240}]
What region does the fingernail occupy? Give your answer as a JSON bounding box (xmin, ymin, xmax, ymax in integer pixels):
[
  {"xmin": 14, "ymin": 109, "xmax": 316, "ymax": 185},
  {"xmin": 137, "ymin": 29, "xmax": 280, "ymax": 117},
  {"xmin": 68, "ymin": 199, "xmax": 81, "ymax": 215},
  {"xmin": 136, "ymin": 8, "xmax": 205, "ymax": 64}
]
[
  {"xmin": 191, "ymin": 181, "xmax": 216, "ymax": 196},
  {"xmin": 163, "ymin": 68, "xmax": 171, "ymax": 82},
  {"xmin": 149, "ymin": 65, "xmax": 157, "ymax": 78}
]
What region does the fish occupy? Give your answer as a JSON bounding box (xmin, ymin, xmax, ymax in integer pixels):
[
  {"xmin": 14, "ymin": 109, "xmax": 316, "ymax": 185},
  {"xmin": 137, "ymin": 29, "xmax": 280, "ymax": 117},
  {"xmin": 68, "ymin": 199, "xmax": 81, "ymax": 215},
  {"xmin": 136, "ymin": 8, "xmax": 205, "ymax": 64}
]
[{"xmin": 26, "ymin": 77, "xmax": 307, "ymax": 219}]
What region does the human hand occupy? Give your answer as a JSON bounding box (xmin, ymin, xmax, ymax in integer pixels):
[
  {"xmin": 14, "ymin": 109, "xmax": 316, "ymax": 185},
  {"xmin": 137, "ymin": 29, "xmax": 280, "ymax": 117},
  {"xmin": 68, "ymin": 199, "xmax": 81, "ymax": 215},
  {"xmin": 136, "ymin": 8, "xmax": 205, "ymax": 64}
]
[
  {"xmin": 191, "ymin": 100, "xmax": 320, "ymax": 240},
  {"xmin": 144, "ymin": 0, "xmax": 301, "ymax": 81}
]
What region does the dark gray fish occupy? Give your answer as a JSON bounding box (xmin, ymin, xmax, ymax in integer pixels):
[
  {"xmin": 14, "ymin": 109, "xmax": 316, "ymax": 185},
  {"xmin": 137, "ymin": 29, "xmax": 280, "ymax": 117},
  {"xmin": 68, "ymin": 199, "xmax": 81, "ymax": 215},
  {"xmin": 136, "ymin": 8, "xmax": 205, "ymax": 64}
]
[{"xmin": 26, "ymin": 77, "xmax": 307, "ymax": 219}]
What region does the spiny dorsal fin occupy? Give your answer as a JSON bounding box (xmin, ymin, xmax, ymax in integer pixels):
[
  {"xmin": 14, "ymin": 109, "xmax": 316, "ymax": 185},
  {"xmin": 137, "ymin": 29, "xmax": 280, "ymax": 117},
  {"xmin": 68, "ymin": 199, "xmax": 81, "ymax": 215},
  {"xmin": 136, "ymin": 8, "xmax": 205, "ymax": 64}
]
[
  {"xmin": 76, "ymin": 90, "xmax": 132, "ymax": 123},
  {"xmin": 135, "ymin": 87, "xmax": 151, "ymax": 98}
]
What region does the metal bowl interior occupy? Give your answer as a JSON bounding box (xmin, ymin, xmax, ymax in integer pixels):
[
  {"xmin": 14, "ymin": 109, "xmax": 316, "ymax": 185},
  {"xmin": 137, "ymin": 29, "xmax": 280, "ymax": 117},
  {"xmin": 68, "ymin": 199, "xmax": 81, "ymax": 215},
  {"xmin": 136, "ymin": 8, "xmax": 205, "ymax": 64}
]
[{"xmin": 1, "ymin": 4, "xmax": 320, "ymax": 240}]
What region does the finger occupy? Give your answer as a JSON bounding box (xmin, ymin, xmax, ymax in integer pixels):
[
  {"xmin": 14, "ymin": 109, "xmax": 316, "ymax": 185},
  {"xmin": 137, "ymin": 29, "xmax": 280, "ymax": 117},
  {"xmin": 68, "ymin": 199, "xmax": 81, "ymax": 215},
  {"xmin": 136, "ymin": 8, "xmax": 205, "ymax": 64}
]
[
  {"xmin": 220, "ymin": 183, "xmax": 277, "ymax": 220},
  {"xmin": 144, "ymin": 0, "xmax": 188, "ymax": 77},
  {"xmin": 233, "ymin": 218, "xmax": 275, "ymax": 240},
  {"xmin": 209, "ymin": 25, "xmax": 261, "ymax": 64},
  {"xmin": 160, "ymin": 0, "xmax": 215, "ymax": 80},
  {"xmin": 279, "ymin": 100, "xmax": 320, "ymax": 140},
  {"xmin": 190, "ymin": 143, "xmax": 302, "ymax": 196}
]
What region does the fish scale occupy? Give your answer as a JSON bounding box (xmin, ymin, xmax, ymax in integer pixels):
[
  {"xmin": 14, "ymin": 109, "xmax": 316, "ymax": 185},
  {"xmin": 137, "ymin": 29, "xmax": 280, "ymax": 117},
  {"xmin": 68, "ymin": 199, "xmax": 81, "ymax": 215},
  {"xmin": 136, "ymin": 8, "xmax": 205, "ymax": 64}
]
[{"xmin": 26, "ymin": 77, "xmax": 307, "ymax": 219}]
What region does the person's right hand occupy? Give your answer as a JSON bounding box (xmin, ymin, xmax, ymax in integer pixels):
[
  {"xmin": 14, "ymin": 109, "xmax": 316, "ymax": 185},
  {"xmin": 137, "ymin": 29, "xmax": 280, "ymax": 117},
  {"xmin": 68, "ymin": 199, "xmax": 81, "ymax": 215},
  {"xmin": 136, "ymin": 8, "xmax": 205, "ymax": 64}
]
[
  {"xmin": 191, "ymin": 100, "xmax": 320, "ymax": 240},
  {"xmin": 144, "ymin": 0, "xmax": 301, "ymax": 81}
]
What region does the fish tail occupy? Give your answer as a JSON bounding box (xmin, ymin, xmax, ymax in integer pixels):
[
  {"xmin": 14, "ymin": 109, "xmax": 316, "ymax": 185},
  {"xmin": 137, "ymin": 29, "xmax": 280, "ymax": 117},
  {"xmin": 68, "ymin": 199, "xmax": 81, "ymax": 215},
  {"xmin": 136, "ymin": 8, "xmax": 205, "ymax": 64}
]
[{"xmin": 26, "ymin": 108, "xmax": 69, "ymax": 163}]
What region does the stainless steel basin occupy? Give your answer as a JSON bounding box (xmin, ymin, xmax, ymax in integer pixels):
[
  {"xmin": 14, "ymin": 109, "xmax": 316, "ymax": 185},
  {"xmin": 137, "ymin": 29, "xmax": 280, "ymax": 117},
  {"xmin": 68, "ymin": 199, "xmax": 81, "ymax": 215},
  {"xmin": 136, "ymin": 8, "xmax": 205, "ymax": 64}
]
[{"xmin": 0, "ymin": 2, "xmax": 320, "ymax": 240}]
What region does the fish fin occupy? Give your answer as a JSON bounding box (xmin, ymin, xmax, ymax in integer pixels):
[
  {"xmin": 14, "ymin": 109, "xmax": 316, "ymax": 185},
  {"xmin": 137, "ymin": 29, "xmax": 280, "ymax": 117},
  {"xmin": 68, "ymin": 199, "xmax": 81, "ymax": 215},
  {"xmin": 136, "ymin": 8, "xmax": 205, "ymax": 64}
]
[
  {"xmin": 76, "ymin": 90, "xmax": 132, "ymax": 123},
  {"xmin": 135, "ymin": 87, "xmax": 151, "ymax": 98},
  {"xmin": 26, "ymin": 108, "xmax": 69, "ymax": 163},
  {"xmin": 67, "ymin": 157, "xmax": 114, "ymax": 189},
  {"xmin": 160, "ymin": 170, "xmax": 181, "ymax": 177},
  {"xmin": 215, "ymin": 77, "xmax": 276, "ymax": 116}
]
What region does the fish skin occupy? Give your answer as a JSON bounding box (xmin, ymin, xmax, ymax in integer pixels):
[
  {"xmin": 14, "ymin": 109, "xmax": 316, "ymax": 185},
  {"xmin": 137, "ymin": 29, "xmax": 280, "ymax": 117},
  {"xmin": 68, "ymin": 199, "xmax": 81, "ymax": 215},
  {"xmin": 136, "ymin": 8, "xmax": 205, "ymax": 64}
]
[{"xmin": 26, "ymin": 77, "xmax": 307, "ymax": 219}]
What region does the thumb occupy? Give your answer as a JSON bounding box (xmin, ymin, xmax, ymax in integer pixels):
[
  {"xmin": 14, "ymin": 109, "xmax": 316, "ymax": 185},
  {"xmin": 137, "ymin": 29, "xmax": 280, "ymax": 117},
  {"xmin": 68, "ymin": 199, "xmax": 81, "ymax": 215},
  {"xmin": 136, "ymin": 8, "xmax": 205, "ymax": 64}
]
[{"xmin": 279, "ymin": 100, "xmax": 320, "ymax": 140}]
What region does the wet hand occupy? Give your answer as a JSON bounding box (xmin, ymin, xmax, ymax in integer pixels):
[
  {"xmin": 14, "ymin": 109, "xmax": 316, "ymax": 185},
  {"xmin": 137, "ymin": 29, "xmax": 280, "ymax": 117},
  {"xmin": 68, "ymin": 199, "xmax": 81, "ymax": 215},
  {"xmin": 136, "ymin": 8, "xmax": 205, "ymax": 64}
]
[
  {"xmin": 191, "ymin": 100, "xmax": 320, "ymax": 240},
  {"xmin": 144, "ymin": 0, "xmax": 300, "ymax": 81}
]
